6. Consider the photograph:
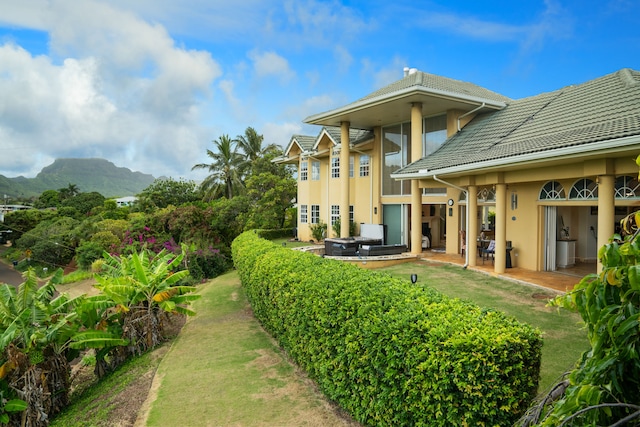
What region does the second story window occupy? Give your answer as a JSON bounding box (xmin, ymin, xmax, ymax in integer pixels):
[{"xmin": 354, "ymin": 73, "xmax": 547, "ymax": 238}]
[
  {"xmin": 349, "ymin": 155, "xmax": 354, "ymax": 178},
  {"xmin": 359, "ymin": 155, "xmax": 370, "ymax": 177},
  {"xmin": 300, "ymin": 205, "xmax": 308, "ymax": 223},
  {"xmin": 311, "ymin": 161, "xmax": 320, "ymax": 180},
  {"xmin": 331, "ymin": 157, "xmax": 340, "ymax": 178},
  {"xmin": 300, "ymin": 161, "xmax": 308, "ymax": 181}
]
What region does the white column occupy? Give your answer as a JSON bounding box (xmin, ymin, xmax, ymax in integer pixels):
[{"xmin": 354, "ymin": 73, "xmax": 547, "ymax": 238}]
[{"xmin": 494, "ymin": 183, "xmax": 507, "ymax": 273}]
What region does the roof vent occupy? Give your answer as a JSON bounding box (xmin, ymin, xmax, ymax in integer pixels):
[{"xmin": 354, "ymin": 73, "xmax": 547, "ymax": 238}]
[{"xmin": 403, "ymin": 67, "xmax": 418, "ymax": 77}]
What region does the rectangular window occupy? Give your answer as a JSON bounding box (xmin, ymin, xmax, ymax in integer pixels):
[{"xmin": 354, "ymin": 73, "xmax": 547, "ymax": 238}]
[
  {"xmin": 300, "ymin": 161, "xmax": 308, "ymax": 181},
  {"xmin": 300, "ymin": 205, "xmax": 308, "ymax": 223},
  {"xmin": 349, "ymin": 205, "xmax": 354, "ymax": 223},
  {"xmin": 311, "ymin": 161, "xmax": 320, "ymax": 180},
  {"xmin": 331, "ymin": 205, "xmax": 340, "ymax": 225},
  {"xmin": 382, "ymin": 124, "xmax": 406, "ymax": 195},
  {"xmin": 423, "ymin": 115, "xmax": 447, "ymax": 156},
  {"xmin": 359, "ymin": 155, "xmax": 370, "ymax": 177},
  {"xmin": 349, "ymin": 155, "xmax": 354, "ymax": 178},
  {"xmin": 331, "ymin": 157, "xmax": 340, "ymax": 178},
  {"xmin": 311, "ymin": 205, "xmax": 320, "ymax": 224}
]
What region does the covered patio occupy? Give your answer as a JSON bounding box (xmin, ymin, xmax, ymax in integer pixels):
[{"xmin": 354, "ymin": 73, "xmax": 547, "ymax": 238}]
[{"xmin": 420, "ymin": 250, "xmax": 594, "ymax": 293}]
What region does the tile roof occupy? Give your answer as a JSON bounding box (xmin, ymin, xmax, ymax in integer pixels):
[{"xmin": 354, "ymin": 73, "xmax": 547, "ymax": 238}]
[
  {"xmin": 357, "ymin": 70, "xmax": 512, "ymax": 104},
  {"xmin": 321, "ymin": 126, "xmax": 374, "ymax": 146},
  {"xmin": 283, "ymin": 134, "xmax": 316, "ymax": 155},
  {"xmin": 396, "ymin": 68, "xmax": 640, "ymax": 175}
]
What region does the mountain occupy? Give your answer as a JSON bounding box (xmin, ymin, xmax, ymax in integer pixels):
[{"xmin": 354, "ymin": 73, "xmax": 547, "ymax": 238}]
[{"xmin": 0, "ymin": 158, "xmax": 157, "ymax": 199}]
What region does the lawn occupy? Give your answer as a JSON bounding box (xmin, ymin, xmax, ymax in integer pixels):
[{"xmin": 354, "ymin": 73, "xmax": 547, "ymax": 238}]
[{"xmin": 140, "ymin": 271, "xmax": 359, "ymax": 427}]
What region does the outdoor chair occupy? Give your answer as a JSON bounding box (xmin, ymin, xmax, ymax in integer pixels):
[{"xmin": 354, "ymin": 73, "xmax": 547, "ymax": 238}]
[{"xmin": 481, "ymin": 240, "xmax": 495, "ymax": 264}]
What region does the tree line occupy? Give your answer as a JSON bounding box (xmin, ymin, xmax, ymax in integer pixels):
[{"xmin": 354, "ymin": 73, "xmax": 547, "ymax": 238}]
[{"xmin": 1, "ymin": 127, "xmax": 297, "ymax": 280}]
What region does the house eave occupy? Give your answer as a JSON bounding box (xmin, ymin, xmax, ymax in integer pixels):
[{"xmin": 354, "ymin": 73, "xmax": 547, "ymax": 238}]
[
  {"xmin": 304, "ymin": 86, "xmax": 507, "ymax": 128},
  {"xmin": 390, "ymin": 134, "xmax": 640, "ymax": 180}
]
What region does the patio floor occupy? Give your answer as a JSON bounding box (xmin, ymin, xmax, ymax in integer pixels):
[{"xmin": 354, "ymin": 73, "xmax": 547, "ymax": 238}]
[{"xmin": 419, "ymin": 249, "xmax": 596, "ymax": 294}]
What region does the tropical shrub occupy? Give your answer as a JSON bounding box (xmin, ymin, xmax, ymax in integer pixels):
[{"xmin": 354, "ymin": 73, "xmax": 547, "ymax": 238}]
[
  {"xmin": 518, "ymin": 210, "xmax": 640, "ymax": 426},
  {"xmin": 232, "ymin": 231, "xmax": 542, "ymax": 426},
  {"xmin": 185, "ymin": 246, "xmax": 230, "ymax": 282},
  {"xmin": 0, "ymin": 269, "xmax": 82, "ymax": 426},
  {"xmin": 331, "ymin": 217, "xmax": 356, "ymax": 237},
  {"xmin": 92, "ymin": 246, "xmax": 200, "ymax": 374},
  {"xmin": 309, "ymin": 220, "xmax": 327, "ymax": 241},
  {"xmin": 76, "ymin": 241, "xmax": 106, "ymax": 270}
]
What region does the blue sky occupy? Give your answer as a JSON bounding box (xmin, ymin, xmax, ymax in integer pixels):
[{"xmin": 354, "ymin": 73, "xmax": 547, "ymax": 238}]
[{"xmin": 0, "ymin": 0, "xmax": 637, "ymax": 183}]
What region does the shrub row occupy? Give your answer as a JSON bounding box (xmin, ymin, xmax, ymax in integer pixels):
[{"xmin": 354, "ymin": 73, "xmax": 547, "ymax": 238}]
[{"xmin": 232, "ymin": 231, "xmax": 542, "ymax": 426}]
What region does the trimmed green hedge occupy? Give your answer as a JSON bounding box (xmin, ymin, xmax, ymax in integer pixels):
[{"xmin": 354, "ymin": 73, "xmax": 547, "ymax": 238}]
[{"xmin": 232, "ymin": 231, "xmax": 542, "ymax": 426}]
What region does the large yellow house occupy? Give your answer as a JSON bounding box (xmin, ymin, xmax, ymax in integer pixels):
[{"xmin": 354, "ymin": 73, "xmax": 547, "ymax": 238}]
[{"xmin": 281, "ymin": 67, "xmax": 640, "ymax": 275}]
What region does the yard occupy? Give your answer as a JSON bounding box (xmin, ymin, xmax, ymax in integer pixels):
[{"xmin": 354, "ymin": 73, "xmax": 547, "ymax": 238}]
[{"xmin": 51, "ymin": 256, "xmax": 588, "ymax": 426}]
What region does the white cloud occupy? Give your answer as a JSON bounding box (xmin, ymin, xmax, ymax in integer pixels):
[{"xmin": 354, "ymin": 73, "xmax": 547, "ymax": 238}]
[
  {"xmin": 333, "ymin": 45, "xmax": 353, "ymax": 74},
  {"xmin": 248, "ymin": 49, "xmax": 295, "ymax": 84},
  {"xmin": 417, "ymin": 11, "xmax": 524, "ymax": 42},
  {"xmin": 0, "ymin": 0, "xmax": 222, "ymax": 179},
  {"xmin": 262, "ymin": 122, "xmax": 302, "ymax": 149}
]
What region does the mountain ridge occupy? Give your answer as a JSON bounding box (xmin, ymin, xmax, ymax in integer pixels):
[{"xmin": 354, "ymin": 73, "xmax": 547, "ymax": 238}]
[{"xmin": 0, "ymin": 158, "xmax": 157, "ymax": 199}]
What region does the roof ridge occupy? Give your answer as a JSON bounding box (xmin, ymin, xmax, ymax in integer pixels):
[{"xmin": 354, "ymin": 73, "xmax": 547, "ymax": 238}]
[{"xmin": 618, "ymin": 68, "xmax": 640, "ymax": 87}]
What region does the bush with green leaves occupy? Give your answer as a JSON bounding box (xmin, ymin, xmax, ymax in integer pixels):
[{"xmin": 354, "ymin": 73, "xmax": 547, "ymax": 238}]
[
  {"xmin": 76, "ymin": 240, "xmax": 106, "ymax": 270},
  {"xmin": 309, "ymin": 220, "xmax": 327, "ymax": 241},
  {"xmin": 232, "ymin": 231, "xmax": 542, "ymax": 426},
  {"xmin": 185, "ymin": 246, "xmax": 230, "ymax": 282},
  {"xmin": 518, "ymin": 210, "xmax": 640, "ymax": 426},
  {"xmin": 331, "ymin": 217, "xmax": 356, "ymax": 237}
]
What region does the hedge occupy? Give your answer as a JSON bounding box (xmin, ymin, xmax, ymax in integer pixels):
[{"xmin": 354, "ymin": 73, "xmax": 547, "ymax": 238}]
[{"xmin": 232, "ymin": 231, "xmax": 542, "ymax": 426}]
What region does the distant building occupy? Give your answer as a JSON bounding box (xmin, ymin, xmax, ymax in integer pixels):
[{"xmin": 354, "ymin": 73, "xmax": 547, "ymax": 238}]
[
  {"xmin": 114, "ymin": 196, "xmax": 137, "ymax": 207},
  {"xmin": 0, "ymin": 204, "xmax": 33, "ymax": 222}
]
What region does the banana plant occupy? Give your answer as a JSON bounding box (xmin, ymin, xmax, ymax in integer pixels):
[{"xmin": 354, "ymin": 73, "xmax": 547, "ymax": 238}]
[
  {"xmin": 94, "ymin": 244, "xmax": 200, "ymax": 356},
  {"xmin": 0, "ymin": 268, "xmax": 83, "ymax": 426}
]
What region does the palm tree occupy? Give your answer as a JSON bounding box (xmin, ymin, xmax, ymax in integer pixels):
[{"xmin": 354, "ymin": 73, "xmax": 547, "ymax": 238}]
[
  {"xmin": 192, "ymin": 135, "xmax": 246, "ymax": 200},
  {"xmin": 235, "ymin": 127, "xmax": 280, "ymax": 162}
]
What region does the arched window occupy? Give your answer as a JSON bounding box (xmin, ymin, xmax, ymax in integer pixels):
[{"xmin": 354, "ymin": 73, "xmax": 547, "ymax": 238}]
[
  {"xmin": 615, "ymin": 175, "xmax": 640, "ymax": 199},
  {"xmin": 569, "ymin": 178, "xmax": 598, "ymax": 199},
  {"xmin": 539, "ymin": 181, "xmax": 566, "ymax": 200},
  {"xmin": 477, "ymin": 187, "xmax": 496, "ymax": 202}
]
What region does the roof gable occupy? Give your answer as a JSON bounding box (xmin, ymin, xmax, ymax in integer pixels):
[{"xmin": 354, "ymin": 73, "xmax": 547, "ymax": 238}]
[
  {"xmin": 312, "ymin": 126, "xmax": 374, "ymax": 151},
  {"xmin": 283, "ymin": 134, "xmax": 315, "ymax": 157}
]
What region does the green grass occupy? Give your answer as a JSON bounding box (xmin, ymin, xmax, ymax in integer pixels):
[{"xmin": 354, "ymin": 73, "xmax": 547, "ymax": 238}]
[
  {"xmin": 380, "ymin": 261, "xmax": 588, "ymax": 392},
  {"xmin": 61, "ymin": 269, "xmax": 94, "ymax": 284},
  {"xmin": 142, "ymin": 271, "xmax": 354, "ymax": 426},
  {"xmin": 271, "ymin": 237, "xmax": 318, "ymax": 248}
]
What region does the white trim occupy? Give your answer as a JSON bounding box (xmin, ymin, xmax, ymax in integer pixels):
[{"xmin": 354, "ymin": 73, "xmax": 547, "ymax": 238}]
[{"xmin": 305, "ymin": 87, "xmax": 506, "ymax": 125}]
